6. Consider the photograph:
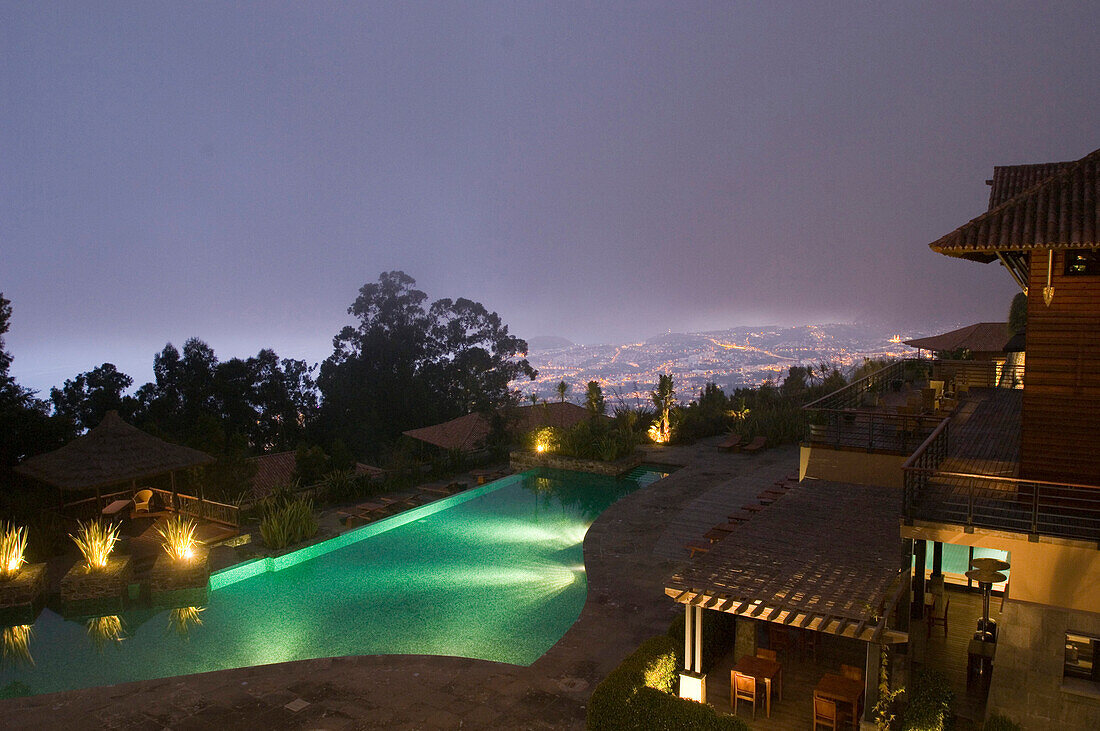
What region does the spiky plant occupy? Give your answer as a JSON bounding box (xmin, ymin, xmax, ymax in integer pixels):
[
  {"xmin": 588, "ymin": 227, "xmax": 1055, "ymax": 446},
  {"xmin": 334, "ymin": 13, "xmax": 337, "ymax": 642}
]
[
  {"xmin": 0, "ymin": 522, "xmax": 28, "ymax": 579},
  {"xmin": 86, "ymin": 615, "xmax": 125, "ymax": 651},
  {"xmin": 70, "ymin": 519, "xmax": 121, "ymax": 571},
  {"xmin": 155, "ymin": 514, "xmax": 198, "ymax": 562},
  {"xmin": 0, "ymin": 624, "xmax": 34, "ymax": 668}
]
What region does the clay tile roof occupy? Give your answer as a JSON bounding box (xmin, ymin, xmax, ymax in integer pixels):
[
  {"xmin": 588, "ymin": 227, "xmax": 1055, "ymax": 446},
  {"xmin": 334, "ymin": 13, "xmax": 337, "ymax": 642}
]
[
  {"xmin": 903, "ymin": 322, "xmax": 1009, "ymax": 354},
  {"xmin": 247, "ymin": 451, "xmax": 385, "ymax": 500},
  {"xmin": 14, "ymin": 411, "xmax": 214, "ymax": 491},
  {"xmin": 930, "ymin": 147, "xmax": 1100, "ymax": 262},
  {"xmin": 666, "ymin": 480, "xmax": 906, "ymax": 643},
  {"xmin": 403, "ymin": 401, "xmax": 594, "ymax": 452}
]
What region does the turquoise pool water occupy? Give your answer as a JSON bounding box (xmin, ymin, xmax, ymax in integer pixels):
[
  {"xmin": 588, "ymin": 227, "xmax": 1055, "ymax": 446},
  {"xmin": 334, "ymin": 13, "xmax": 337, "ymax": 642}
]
[{"xmin": 0, "ymin": 466, "xmax": 669, "ymax": 698}]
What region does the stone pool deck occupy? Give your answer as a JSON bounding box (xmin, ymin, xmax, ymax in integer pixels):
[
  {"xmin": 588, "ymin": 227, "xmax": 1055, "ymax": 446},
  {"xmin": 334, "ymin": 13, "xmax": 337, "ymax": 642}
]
[{"xmin": 1, "ymin": 440, "xmax": 799, "ymax": 730}]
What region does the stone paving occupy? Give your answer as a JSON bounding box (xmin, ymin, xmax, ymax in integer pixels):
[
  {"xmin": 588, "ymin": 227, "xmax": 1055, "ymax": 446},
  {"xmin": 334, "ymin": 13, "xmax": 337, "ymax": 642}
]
[{"xmin": 1, "ymin": 440, "xmax": 799, "ymax": 730}]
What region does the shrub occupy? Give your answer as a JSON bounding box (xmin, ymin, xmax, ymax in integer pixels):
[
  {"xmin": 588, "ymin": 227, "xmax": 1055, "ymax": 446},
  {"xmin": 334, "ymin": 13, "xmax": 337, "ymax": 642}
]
[
  {"xmin": 900, "ymin": 669, "xmax": 953, "ymax": 731},
  {"xmin": 260, "ymin": 496, "xmax": 318, "ymax": 550},
  {"xmin": 983, "ymin": 714, "xmax": 1021, "ymax": 731},
  {"xmin": 587, "ymin": 635, "xmax": 747, "ymax": 731}
]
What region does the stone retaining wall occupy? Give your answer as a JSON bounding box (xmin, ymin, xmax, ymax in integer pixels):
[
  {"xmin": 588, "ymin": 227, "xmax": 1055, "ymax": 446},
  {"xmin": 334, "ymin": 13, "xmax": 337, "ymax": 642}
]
[
  {"xmin": 149, "ymin": 549, "xmax": 210, "ymax": 605},
  {"xmin": 509, "ymin": 450, "xmax": 643, "ymax": 477},
  {"xmin": 61, "ymin": 555, "xmax": 133, "ymax": 604},
  {"xmin": 0, "ymin": 563, "xmax": 47, "ymax": 610}
]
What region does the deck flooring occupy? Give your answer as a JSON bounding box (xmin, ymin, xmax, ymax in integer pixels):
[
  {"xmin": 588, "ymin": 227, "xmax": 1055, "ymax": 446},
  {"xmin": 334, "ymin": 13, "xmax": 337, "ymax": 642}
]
[
  {"xmin": 704, "ymin": 633, "xmax": 867, "ymax": 730},
  {"xmin": 909, "ymin": 587, "xmax": 999, "ymax": 727}
]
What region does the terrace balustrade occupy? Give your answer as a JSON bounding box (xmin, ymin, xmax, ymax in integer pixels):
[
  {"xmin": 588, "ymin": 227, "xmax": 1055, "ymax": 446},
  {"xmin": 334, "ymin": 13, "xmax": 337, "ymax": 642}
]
[{"xmin": 903, "ymin": 420, "xmax": 1100, "ymax": 544}]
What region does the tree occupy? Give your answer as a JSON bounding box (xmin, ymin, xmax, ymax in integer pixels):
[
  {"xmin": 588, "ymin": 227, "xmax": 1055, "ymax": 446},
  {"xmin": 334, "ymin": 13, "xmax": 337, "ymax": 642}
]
[
  {"xmin": 1008, "ymin": 292, "xmax": 1027, "ymax": 335},
  {"xmin": 650, "ymin": 374, "xmax": 675, "ymax": 442},
  {"xmin": 556, "ymin": 381, "xmax": 570, "ymax": 403},
  {"xmin": 585, "ymin": 380, "xmax": 605, "ymax": 418},
  {"xmin": 0, "ymin": 292, "xmax": 73, "ymax": 465},
  {"xmin": 50, "ymin": 363, "xmax": 135, "ymax": 432},
  {"xmin": 317, "ymin": 271, "xmax": 536, "ymax": 455}
]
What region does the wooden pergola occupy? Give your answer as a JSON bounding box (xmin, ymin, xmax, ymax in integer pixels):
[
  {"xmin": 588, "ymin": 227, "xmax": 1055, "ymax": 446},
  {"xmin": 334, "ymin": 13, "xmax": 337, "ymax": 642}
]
[
  {"xmin": 15, "ymin": 411, "xmax": 215, "ymax": 514},
  {"xmin": 665, "ymin": 479, "xmax": 909, "ymax": 720}
]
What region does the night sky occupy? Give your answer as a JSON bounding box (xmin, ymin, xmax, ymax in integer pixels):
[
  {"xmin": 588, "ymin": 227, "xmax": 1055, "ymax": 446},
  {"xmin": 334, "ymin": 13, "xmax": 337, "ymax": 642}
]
[{"xmin": 4, "ymin": 3, "xmax": 1099, "ymax": 394}]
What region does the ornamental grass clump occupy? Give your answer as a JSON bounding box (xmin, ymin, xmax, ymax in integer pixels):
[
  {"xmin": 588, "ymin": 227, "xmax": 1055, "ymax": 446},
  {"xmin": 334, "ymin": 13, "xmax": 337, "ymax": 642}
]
[
  {"xmin": 70, "ymin": 519, "xmax": 121, "ymax": 571},
  {"xmin": 0, "ymin": 522, "xmax": 28, "ymax": 579},
  {"xmin": 260, "ymin": 496, "xmax": 318, "ymax": 550},
  {"xmin": 155, "ymin": 514, "xmax": 198, "ymax": 562}
]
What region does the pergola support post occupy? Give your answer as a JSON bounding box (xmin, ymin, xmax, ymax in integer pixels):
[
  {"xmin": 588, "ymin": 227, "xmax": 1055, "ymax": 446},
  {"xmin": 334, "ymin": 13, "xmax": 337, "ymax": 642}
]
[
  {"xmin": 678, "ymin": 603, "xmax": 706, "ymax": 702},
  {"xmin": 863, "ymin": 642, "xmax": 883, "ymax": 724}
]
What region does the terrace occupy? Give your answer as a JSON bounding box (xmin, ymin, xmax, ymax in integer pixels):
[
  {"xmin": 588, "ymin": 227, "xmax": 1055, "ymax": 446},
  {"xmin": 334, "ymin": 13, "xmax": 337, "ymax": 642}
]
[{"xmin": 903, "ymin": 386, "xmax": 1100, "ymax": 543}]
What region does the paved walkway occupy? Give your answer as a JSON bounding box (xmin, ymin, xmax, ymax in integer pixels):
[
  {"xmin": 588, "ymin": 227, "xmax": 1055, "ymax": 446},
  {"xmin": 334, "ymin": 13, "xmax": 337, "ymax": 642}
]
[{"xmin": 2, "ymin": 440, "xmax": 799, "ymax": 730}]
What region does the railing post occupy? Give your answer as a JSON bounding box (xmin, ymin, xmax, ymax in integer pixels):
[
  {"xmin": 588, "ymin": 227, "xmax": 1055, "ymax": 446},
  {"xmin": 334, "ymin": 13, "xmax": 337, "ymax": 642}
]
[{"xmin": 1031, "ymin": 482, "xmax": 1039, "ymax": 536}]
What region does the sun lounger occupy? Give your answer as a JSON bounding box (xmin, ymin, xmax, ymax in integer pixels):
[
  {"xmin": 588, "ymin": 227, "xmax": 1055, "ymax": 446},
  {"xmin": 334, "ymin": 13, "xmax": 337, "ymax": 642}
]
[
  {"xmin": 717, "ymin": 433, "xmax": 744, "ymax": 451},
  {"xmin": 742, "ymin": 436, "xmax": 767, "ymax": 453},
  {"xmin": 686, "ymin": 540, "xmax": 711, "ymax": 558}
]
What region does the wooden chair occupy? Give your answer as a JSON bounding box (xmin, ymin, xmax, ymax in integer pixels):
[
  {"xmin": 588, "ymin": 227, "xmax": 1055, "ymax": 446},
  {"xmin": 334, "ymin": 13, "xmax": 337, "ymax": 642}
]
[
  {"xmin": 799, "ymin": 628, "xmax": 821, "ymax": 660},
  {"xmin": 756, "ymin": 648, "xmax": 777, "ymax": 661},
  {"xmin": 732, "ymin": 671, "xmax": 759, "ymax": 719},
  {"xmin": 927, "ymin": 597, "xmax": 950, "ymax": 637},
  {"xmin": 768, "ymin": 625, "xmax": 792, "ymax": 657},
  {"xmin": 813, "ymin": 694, "xmax": 845, "ymax": 730},
  {"xmin": 840, "ymin": 664, "xmax": 863, "ymax": 683}
]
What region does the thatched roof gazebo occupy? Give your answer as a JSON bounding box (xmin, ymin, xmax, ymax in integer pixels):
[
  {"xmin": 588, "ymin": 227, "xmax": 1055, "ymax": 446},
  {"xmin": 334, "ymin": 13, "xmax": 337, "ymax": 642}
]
[{"xmin": 15, "ymin": 411, "xmax": 214, "ymax": 510}]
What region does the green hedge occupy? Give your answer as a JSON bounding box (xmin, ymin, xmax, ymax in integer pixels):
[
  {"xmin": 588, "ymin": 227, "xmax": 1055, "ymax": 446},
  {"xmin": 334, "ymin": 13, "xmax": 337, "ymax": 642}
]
[
  {"xmin": 983, "ymin": 714, "xmax": 1021, "ymax": 731},
  {"xmin": 900, "ymin": 669, "xmax": 954, "ymax": 731},
  {"xmin": 587, "ymin": 635, "xmax": 748, "ymax": 731}
]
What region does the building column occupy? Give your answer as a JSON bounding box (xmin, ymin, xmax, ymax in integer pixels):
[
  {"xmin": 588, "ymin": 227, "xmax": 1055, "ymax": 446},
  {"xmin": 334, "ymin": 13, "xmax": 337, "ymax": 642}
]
[
  {"xmin": 931, "ymin": 541, "xmax": 943, "ymax": 578},
  {"xmin": 678, "ymin": 603, "xmax": 706, "ymax": 702},
  {"xmin": 912, "ymin": 539, "xmax": 927, "ymax": 618}
]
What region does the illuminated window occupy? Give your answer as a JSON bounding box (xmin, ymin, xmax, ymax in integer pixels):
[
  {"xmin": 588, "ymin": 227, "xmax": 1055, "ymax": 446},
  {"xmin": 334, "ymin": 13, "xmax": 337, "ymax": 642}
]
[
  {"xmin": 1065, "ymin": 632, "xmax": 1099, "ymax": 685},
  {"xmin": 1064, "ymin": 249, "xmax": 1100, "ymax": 275}
]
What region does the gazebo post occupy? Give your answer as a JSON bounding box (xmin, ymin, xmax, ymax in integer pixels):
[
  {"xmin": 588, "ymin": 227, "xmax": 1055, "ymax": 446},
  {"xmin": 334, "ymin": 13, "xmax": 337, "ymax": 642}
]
[
  {"xmin": 95, "ymin": 485, "xmax": 102, "ymax": 513},
  {"xmin": 170, "ymin": 471, "xmax": 178, "ymax": 513}
]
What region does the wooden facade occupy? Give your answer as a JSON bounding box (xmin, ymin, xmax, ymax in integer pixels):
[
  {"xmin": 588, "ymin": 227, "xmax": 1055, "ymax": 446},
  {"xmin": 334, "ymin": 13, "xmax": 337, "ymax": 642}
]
[{"xmin": 1021, "ymin": 248, "xmax": 1100, "ymax": 484}]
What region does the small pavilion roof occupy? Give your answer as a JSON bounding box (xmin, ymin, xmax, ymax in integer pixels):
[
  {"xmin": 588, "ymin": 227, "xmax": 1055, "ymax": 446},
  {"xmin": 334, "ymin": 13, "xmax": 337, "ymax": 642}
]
[
  {"xmin": 247, "ymin": 451, "xmax": 384, "ymax": 500},
  {"xmin": 930, "ymin": 147, "xmax": 1100, "ymax": 263},
  {"xmin": 903, "ymin": 322, "xmax": 1010, "ymax": 354},
  {"xmin": 665, "ymin": 480, "xmax": 908, "ymax": 644},
  {"xmin": 403, "ymin": 401, "xmax": 594, "ymax": 452},
  {"xmin": 14, "ymin": 411, "xmax": 214, "ymax": 491}
]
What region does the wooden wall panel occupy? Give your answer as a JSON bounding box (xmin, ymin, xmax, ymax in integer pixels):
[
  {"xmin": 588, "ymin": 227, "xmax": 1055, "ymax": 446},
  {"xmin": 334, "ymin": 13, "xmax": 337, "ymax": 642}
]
[{"xmin": 1021, "ymin": 250, "xmax": 1100, "ymax": 484}]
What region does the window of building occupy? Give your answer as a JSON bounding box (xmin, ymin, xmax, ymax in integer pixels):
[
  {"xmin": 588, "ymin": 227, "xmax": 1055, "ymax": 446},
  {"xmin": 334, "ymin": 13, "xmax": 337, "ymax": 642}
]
[
  {"xmin": 1065, "ymin": 632, "xmax": 1099, "ymax": 684},
  {"xmin": 1063, "ymin": 249, "xmax": 1100, "ymax": 275}
]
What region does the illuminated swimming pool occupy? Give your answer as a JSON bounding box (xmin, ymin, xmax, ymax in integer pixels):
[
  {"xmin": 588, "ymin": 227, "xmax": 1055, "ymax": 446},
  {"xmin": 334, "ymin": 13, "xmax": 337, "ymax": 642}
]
[{"xmin": 0, "ymin": 466, "xmax": 669, "ymax": 698}]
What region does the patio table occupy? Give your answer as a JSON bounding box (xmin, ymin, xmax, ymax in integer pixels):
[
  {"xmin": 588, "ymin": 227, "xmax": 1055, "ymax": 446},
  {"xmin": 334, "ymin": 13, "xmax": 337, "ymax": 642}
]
[
  {"xmin": 815, "ymin": 673, "xmax": 862, "ymax": 730},
  {"xmin": 732, "ymin": 655, "xmax": 782, "ymax": 717}
]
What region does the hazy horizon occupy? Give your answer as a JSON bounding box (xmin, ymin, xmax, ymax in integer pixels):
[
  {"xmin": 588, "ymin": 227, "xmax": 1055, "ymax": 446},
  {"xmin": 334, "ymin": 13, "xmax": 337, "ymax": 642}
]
[{"xmin": 6, "ymin": 3, "xmax": 1094, "ymax": 397}]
